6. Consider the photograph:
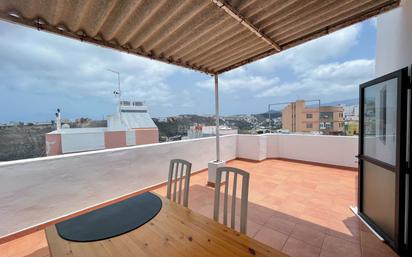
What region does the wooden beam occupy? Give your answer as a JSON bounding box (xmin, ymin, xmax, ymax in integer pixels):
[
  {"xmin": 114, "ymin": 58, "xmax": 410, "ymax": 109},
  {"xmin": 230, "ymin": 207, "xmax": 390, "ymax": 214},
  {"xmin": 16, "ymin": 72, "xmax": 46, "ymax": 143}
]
[{"xmin": 211, "ymin": 0, "xmax": 281, "ymax": 52}]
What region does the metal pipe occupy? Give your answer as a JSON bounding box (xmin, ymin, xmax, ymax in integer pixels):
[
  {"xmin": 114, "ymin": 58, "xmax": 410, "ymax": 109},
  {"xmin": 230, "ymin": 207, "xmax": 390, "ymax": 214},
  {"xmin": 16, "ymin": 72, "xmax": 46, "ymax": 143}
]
[
  {"xmin": 214, "ymin": 74, "xmax": 220, "ymax": 162},
  {"xmin": 211, "ymin": 0, "xmax": 281, "ymax": 52},
  {"xmin": 267, "ymin": 101, "xmax": 293, "ymax": 133}
]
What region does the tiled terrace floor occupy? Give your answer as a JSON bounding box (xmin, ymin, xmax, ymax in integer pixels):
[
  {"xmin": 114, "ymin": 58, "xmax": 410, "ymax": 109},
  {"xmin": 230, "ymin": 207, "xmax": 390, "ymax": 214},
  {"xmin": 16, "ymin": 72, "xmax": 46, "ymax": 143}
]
[{"xmin": 1, "ymin": 159, "xmax": 399, "ymax": 257}]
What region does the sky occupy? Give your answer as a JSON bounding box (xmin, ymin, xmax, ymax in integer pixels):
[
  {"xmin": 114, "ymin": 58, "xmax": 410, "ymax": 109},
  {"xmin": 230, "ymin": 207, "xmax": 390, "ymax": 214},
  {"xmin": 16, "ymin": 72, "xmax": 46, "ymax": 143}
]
[{"xmin": 0, "ymin": 18, "xmax": 377, "ymax": 122}]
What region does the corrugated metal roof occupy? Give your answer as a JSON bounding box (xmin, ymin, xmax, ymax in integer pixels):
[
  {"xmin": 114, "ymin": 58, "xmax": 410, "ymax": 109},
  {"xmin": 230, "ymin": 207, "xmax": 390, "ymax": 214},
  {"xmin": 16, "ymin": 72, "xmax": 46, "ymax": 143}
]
[{"xmin": 0, "ymin": 0, "xmax": 400, "ymax": 74}]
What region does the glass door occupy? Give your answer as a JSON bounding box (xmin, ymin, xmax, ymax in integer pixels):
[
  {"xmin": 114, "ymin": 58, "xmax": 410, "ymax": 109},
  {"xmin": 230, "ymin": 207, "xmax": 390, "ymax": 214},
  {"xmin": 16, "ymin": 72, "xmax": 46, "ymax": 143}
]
[{"xmin": 358, "ymin": 67, "xmax": 408, "ymax": 253}]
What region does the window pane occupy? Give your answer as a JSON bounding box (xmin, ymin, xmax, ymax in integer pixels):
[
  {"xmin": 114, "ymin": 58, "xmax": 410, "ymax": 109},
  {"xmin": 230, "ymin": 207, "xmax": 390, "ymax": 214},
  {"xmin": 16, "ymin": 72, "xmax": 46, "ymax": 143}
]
[{"xmin": 363, "ymin": 78, "xmax": 397, "ymax": 166}]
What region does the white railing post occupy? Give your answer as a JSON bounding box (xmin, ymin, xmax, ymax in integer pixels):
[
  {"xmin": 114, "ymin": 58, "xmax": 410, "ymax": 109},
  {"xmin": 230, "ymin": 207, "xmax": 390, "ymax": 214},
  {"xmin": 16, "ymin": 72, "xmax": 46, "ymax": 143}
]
[{"xmin": 207, "ymin": 74, "xmax": 226, "ymax": 187}]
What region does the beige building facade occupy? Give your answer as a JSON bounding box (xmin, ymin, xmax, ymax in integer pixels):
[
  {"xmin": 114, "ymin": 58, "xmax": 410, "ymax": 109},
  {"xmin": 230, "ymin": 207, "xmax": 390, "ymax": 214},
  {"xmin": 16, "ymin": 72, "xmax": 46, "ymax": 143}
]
[{"xmin": 282, "ymin": 100, "xmax": 344, "ymax": 134}]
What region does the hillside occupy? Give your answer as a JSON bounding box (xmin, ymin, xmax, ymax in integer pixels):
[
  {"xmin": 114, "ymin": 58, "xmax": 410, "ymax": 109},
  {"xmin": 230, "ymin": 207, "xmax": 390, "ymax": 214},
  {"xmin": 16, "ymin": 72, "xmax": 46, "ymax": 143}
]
[{"xmin": 0, "ymin": 124, "xmax": 53, "ymax": 161}]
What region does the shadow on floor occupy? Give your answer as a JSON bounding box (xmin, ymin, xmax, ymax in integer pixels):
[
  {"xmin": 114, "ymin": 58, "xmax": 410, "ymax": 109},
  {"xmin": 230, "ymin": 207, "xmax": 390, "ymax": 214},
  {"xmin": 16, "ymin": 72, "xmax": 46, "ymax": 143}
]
[{"xmin": 184, "ymin": 184, "xmax": 399, "ymax": 257}]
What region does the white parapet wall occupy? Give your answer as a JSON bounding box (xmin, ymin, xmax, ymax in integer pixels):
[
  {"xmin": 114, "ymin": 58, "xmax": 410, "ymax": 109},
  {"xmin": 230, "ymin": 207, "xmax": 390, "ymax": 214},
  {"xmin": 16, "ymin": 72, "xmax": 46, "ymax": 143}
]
[
  {"xmin": 237, "ymin": 134, "xmax": 268, "ymax": 161},
  {"xmin": 0, "ymin": 135, "xmax": 237, "ymax": 241},
  {"xmin": 237, "ymin": 134, "xmax": 358, "ymax": 168},
  {"xmin": 0, "ymin": 133, "xmax": 358, "ymax": 241}
]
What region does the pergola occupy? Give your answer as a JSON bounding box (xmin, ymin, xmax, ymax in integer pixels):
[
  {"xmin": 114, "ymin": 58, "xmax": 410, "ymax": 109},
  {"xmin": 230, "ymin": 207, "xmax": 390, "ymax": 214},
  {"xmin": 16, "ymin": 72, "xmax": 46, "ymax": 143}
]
[{"xmin": 0, "ymin": 0, "xmax": 401, "ymax": 161}]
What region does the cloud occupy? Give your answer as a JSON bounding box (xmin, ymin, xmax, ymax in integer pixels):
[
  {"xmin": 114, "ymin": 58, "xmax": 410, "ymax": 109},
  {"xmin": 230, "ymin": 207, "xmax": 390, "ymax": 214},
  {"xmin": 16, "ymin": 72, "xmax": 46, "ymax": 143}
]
[
  {"xmin": 196, "ymin": 67, "xmax": 280, "ymax": 93},
  {"xmin": 304, "ymin": 59, "xmax": 374, "ymax": 82},
  {"xmin": 249, "ymin": 23, "xmax": 363, "ymax": 74},
  {"xmin": 0, "ymin": 21, "xmax": 180, "ymax": 106},
  {"xmin": 257, "ymin": 59, "xmax": 375, "ymax": 100}
]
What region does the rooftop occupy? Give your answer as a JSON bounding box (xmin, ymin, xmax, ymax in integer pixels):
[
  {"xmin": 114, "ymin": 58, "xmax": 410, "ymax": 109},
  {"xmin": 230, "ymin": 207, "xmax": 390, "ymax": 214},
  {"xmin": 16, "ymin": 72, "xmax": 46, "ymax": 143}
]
[
  {"xmin": 0, "ymin": 1, "xmax": 407, "ymax": 256},
  {"xmin": 0, "ymin": 159, "xmax": 398, "ymax": 257}
]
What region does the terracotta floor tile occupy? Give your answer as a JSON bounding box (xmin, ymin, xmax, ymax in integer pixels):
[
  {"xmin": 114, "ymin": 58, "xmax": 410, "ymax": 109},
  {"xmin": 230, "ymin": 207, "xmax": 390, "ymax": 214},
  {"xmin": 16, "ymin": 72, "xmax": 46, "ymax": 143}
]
[
  {"xmin": 253, "ymin": 227, "xmax": 288, "ymax": 251},
  {"xmin": 290, "ymin": 223, "xmax": 326, "ymax": 248},
  {"xmin": 265, "ymin": 215, "xmax": 296, "ymax": 235},
  {"xmin": 0, "ymin": 231, "xmax": 49, "ymax": 257},
  {"xmin": 294, "ymin": 219, "xmax": 327, "ymax": 233},
  {"xmin": 247, "ymin": 205, "xmax": 276, "ymax": 225},
  {"xmin": 282, "ymin": 237, "xmax": 321, "ymax": 257},
  {"xmin": 361, "ymin": 246, "xmax": 399, "ymax": 257},
  {"xmin": 245, "ymin": 220, "xmax": 264, "ymax": 238},
  {"xmin": 326, "ymin": 222, "xmax": 360, "ymax": 243},
  {"xmin": 297, "ymin": 214, "xmax": 330, "ymax": 228},
  {"xmin": 319, "ymin": 249, "xmax": 342, "ymax": 257},
  {"xmin": 322, "ymin": 235, "xmax": 361, "ymax": 257},
  {"xmin": 23, "ymin": 247, "xmax": 50, "ymax": 257}
]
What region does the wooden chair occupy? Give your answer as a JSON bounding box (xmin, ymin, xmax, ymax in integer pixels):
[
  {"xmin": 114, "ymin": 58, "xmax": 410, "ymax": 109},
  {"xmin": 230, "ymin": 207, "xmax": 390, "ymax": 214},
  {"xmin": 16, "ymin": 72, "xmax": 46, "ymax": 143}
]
[
  {"xmin": 213, "ymin": 167, "xmax": 250, "ymax": 234},
  {"xmin": 166, "ymin": 159, "xmax": 192, "ymax": 207}
]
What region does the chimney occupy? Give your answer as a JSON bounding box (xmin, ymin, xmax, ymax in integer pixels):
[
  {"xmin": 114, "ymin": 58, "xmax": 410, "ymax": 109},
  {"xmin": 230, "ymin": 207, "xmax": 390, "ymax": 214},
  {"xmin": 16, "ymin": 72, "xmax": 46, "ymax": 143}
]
[{"xmin": 56, "ymin": 108, "xmax": 61, "ymax": 130}]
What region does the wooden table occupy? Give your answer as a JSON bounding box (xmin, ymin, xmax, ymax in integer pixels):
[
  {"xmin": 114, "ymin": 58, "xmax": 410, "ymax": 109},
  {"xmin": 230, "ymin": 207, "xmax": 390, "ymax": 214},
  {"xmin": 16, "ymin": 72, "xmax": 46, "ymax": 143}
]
[{"xmin": 46, "ymin": 195, "xmax": 289, "ymax": 257}]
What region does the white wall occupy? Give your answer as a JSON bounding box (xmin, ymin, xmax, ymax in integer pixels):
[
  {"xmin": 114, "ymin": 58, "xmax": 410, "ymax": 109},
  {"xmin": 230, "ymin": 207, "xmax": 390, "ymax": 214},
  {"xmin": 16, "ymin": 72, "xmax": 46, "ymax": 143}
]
[
  {"xmin": 238, "ymin": 134, "xmax": 358, "ymax": 168},
  {"xmin": 376, "ymin": 0, "xmax": 412, "ymax": 77},
  {"xmin": 61, "ymin": 132, "xmax": 105, "ymax": 153},
  {"xmin": 237, "ymin": 135, "xmax": 267, "ymax": 161},
  {"xmin": 0, "ymin": 135, "xmax": 237, "ymax": 240},
  {"xmin": 269, "ymin": 134, "xmax": 358, "ymax": 168}
]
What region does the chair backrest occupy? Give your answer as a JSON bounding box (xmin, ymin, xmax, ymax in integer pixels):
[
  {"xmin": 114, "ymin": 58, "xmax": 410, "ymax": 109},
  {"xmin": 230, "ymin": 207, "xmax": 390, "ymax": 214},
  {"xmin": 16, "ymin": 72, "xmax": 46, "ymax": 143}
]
[
  {"xmin": 166, "ymin": 159, "xmax": 192, "ymax": 207},
  {"xmin": 213, "ymin": 167, "xmax": 250, "ymax": 234}
]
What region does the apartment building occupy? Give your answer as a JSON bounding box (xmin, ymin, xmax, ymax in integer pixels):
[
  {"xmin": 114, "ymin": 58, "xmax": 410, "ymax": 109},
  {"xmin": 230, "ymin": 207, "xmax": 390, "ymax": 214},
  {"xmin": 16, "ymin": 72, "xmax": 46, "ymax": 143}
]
[{"xmin": 282, "ymin": 100, "xmax": 344, "ymax": 134}]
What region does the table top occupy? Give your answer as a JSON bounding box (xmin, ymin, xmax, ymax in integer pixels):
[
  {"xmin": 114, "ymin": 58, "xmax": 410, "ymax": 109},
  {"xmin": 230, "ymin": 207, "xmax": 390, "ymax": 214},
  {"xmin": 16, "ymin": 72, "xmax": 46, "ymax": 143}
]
[{"xmin": 46, "ymin": 195, "xmax": 289, "ymax": 257}]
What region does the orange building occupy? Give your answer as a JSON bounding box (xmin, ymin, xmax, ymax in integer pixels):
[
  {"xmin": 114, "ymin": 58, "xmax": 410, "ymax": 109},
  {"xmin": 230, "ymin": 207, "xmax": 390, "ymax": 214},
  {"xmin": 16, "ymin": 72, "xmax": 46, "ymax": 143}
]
[{"xmin": 282, "ymin": 100, "xmax": 344, "ymax": 134}]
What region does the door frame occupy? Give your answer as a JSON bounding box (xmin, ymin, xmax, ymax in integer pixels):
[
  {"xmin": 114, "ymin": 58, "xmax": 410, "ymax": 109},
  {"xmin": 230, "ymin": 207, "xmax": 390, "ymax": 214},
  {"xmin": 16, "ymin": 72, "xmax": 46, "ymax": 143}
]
[{"xmin": 358, "ymin": 67, "xmax": 409, "ymax": 252}]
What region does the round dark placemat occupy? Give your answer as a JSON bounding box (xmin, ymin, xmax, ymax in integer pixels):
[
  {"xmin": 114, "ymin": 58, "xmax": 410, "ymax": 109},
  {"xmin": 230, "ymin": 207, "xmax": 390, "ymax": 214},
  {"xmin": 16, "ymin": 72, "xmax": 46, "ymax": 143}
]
[{"xmin": 56, "ymin": 192, "xmax": 162, "ymax": 242}]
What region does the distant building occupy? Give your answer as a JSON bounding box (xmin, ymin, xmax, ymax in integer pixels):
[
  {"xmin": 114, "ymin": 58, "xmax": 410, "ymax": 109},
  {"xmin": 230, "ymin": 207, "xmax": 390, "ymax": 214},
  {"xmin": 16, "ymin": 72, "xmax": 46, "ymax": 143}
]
[
  {"xmin": 184, "ymin": 124, "xmax": 238, "ymax": 139},
  {"xmin": 342, "ymin": 104, "xmax": 359, "ymax": 121},
  {"xmin": 6, "ymin": 121, "xmax": 17, "ymax": 126},
  {"xmin": 45, "ymin": 101, "xmax": 158, "ymax": 156},
  {"xmin": 282, "ymin": 100, "xmax": 344, "ymax": 134},
  {"xmin": 344, "ymin": 121, "xmax": 359, "ymax": 136},
  {"xmin": 342, "ymin": 104, "xmax": 359, "ymax": 136}
]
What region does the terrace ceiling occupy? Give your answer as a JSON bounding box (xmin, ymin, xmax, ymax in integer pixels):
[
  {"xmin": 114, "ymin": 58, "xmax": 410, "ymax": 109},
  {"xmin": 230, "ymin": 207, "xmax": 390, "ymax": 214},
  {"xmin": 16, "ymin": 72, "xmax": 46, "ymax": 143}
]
[{"xmin": 0, "ymin": 0, "xmax": 401, "ymax": 74}]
